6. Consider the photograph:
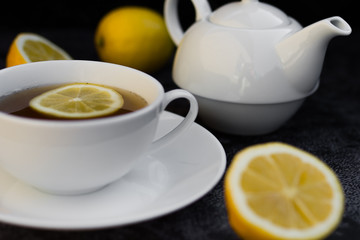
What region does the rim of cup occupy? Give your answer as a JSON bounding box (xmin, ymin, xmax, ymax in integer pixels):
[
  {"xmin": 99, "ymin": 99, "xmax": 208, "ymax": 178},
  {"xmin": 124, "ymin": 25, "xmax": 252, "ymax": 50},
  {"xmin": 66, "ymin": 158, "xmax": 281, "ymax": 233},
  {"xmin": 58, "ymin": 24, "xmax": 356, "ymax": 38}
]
[{"xmin": 0, "ymin": 60, "xmax": 165, "ymax": 128}]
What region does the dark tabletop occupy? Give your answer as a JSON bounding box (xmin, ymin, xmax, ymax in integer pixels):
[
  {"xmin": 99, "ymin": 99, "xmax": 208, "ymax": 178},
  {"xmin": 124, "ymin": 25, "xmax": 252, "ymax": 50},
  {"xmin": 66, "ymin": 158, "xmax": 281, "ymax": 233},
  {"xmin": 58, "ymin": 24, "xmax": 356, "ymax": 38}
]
[{"xmin": 0, "ymin": 1, "xmax": 359, "ymax": 239}]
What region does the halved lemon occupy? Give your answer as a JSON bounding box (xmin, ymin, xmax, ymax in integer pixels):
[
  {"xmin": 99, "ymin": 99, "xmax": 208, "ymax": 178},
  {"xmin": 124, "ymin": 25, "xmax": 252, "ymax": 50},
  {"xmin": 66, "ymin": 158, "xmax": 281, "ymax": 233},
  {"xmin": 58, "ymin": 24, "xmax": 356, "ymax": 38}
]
[
  {"xmin": 225, "ymin": 142, "xmax": 344, "ymax": 240},
  {"xmin": 30, "ymin": 83, "xmax": 124, "ymax": 119},
  {"xmin": 6, "ymin": 33, "xmax": 72, "ymax": 67}
]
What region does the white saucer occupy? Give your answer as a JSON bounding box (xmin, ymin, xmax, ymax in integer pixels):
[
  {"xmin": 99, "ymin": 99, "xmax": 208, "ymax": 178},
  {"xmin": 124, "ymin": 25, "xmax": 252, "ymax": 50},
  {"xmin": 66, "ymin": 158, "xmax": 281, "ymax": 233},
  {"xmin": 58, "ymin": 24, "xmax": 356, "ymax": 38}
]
[{"xmin": 0, "ymin": 111, "xmax": 226, "ymax": 230}]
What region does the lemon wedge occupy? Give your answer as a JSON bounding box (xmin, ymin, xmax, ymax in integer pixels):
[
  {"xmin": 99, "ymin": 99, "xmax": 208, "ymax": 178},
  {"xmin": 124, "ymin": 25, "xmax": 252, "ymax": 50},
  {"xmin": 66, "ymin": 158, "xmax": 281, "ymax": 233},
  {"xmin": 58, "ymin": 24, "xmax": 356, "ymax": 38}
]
[
  {"xmin": 6, "ymin": 32, "xmax": 72, "ymax": 67},
  {"xmin": 225, "ymin": 142, "xmax": 344, "ymax": 240},
  {"xmin": 30, "ymin": 83, "xmax": 124, "ymax": 119}
]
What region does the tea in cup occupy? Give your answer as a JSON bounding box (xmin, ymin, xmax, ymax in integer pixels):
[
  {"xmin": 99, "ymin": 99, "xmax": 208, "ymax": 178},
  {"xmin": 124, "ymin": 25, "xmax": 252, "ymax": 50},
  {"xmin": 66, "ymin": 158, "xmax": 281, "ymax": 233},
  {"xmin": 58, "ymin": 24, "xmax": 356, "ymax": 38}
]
[
  {"xmin": 0, "ymin": 60, "xmax": 198, "ymax": 195},
  {"xmin": 1, "ymin": 84, "xmax": 149, "ymax": 120}
]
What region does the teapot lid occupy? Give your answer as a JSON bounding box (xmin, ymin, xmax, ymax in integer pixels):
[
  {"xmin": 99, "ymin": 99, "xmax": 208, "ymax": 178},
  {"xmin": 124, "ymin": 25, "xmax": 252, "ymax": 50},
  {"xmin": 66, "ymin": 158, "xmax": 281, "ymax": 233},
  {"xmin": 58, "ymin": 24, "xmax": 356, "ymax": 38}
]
[{"xmin": 209, "ymin": 0, "xmax": 290, "ymax": 28}]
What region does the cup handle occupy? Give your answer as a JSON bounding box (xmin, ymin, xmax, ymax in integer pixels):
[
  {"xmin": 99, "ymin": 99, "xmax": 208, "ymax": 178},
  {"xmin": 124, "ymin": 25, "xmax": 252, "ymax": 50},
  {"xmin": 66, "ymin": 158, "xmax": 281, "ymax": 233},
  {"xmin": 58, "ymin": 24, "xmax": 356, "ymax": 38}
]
[{"xmin": 149, "ymin": 89, "xmax": 198, "ymax": 152}]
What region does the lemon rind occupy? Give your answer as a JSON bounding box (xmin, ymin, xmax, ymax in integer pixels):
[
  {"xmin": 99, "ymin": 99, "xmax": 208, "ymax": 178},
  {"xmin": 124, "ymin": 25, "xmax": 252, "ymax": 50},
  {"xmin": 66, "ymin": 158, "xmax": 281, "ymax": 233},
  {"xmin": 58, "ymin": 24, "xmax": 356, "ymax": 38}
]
[{"xmin": 225, "ymin": 142, "xmax": 344, "ymax": 239}]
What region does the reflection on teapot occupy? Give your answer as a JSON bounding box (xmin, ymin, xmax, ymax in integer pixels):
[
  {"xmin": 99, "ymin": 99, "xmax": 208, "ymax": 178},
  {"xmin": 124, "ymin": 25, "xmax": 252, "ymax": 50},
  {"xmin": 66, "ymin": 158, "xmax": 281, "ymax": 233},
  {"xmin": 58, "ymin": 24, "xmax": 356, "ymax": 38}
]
[
  {"xmin": 165, "ymin": 0, "xmax": 351, "ymax": 103},
  {"xmin": 163, "ymin": 0, "xmax": 351, "ymax": 135}
]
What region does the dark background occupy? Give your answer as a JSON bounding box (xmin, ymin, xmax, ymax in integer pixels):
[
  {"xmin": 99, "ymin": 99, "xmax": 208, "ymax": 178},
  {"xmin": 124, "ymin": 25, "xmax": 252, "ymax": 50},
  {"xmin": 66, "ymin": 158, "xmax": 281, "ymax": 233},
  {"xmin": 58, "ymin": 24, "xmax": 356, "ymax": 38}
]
[
  {"xmin": 0, "ymin": 0, "xmax": 356, "ymax": 31},
  {"xmin": 0, "ymin": 0, "xmax": 356, "ymax": 69},
  {"xmin": 0, "ymin": 1, "xmax": 359, "ymax": 240}
]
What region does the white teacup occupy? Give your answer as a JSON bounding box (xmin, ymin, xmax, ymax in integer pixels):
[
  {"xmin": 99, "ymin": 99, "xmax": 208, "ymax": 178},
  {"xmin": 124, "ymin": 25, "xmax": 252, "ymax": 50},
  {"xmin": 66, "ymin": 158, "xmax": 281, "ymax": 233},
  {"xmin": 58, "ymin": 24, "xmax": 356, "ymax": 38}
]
[{"xmin": 0, "ymin": 60, "xmax": 198, "ymax": 195}]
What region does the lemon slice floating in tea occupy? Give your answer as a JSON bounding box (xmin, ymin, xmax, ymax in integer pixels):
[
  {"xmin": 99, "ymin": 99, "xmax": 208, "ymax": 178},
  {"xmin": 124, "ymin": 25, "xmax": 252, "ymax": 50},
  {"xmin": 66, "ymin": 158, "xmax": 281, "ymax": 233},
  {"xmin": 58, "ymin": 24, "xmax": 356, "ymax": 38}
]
[
  {"xmin": 6, "ymin": 33, "xmax": 72, "ymax": 67},
  {"xmin": 30, "ymin": 83, "xmax": 124, "ymax": 119},
  {"xmin": 225, "ymin": 142, "xmax": 344, "ymax": 240}
]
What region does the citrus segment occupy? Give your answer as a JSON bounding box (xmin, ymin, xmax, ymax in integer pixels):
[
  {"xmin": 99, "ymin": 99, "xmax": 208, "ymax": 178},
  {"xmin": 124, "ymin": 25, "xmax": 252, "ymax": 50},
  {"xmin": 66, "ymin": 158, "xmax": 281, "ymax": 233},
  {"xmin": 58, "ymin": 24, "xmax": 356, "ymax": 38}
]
[
  {"xmin": 225, "ymin": 142, "xmax": 344, "ymax": 240},
  {"xmin": 6, "ymin": 33, "xmax": 72, "ymax": 67},
  {"xmin": 30, "ymin": 84, "xmax": 124, "ymax": 119}
]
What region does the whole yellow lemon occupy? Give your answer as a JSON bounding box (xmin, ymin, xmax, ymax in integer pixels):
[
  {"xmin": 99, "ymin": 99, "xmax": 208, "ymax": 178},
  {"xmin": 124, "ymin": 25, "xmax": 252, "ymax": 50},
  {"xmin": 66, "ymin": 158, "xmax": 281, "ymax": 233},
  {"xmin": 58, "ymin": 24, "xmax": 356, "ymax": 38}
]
[{"xmin": 94, "ymin": 6, "xmax": 174, "ymax": 73}]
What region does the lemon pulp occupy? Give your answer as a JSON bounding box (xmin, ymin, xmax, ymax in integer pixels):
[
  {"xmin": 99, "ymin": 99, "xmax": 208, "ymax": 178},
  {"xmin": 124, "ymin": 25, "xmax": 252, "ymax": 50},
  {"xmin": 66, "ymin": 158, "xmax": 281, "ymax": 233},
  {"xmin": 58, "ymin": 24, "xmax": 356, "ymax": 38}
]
[
  {"xmin": 225, "ymin": 142, "xmax": 344, "ymax": 240},
  {"xmin": 6, "ymin": 33, "xmax": 71, "ymax": 67},
  {"xmin": 30, "ymin": 83, "xmax": 124, "ymax": 119}
]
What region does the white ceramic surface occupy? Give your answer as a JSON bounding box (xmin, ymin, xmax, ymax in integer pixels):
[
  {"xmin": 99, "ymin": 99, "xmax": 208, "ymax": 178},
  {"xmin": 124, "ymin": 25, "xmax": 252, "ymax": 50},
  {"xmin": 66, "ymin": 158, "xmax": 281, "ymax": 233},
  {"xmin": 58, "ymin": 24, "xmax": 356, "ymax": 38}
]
[
  {"xmin": 0, "ymin": 60, "xmax": 198, "ymax": 195},
  {"xmin": 165, "ymin": 0, "xmax": 351, "ymax": 103},
  {"xmin": 195, "ymin": 94, "xmax": 306, "ymax": 135},
  {"xmin": 164, "ymin": 0, "xmax": 351, "ymax": 135},
  {"xmin": 0, "ymin": 111, "xmax": 226, "ymax": 230}
]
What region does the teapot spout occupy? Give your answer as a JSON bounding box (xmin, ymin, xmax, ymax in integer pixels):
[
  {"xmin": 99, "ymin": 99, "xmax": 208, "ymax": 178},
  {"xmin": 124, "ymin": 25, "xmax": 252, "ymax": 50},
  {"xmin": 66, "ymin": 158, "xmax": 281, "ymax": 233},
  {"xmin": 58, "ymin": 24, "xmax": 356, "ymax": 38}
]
[{"xmin": 276, "ymin": 16, "xmax": 351, "ymax": 93}]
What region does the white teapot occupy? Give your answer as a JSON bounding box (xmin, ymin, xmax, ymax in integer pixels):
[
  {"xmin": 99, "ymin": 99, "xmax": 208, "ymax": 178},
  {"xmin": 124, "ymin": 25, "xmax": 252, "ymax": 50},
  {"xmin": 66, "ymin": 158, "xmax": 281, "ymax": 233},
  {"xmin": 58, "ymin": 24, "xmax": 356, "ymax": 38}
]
[{"xmin": 164, "ymin": 0, "xmax": 351, "ymax": 135}]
